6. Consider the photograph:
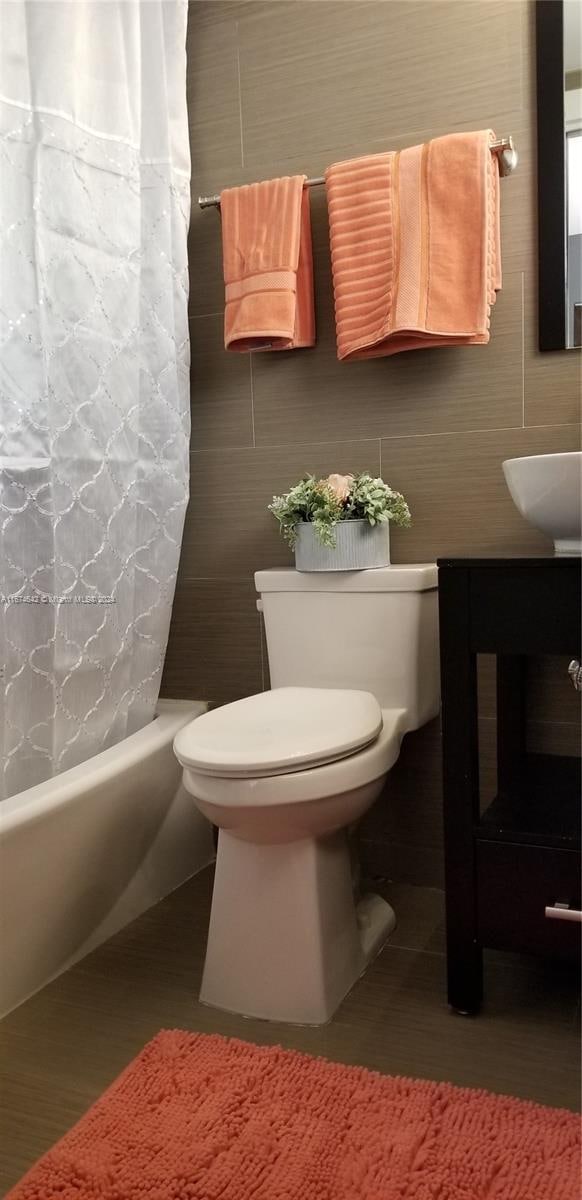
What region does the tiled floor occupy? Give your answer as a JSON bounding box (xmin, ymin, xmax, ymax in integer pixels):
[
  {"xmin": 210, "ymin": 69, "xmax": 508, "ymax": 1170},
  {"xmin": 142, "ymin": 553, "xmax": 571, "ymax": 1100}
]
[{"xmin": 0, "ymin": 868, "xmax": 579, "ymax": 1192}]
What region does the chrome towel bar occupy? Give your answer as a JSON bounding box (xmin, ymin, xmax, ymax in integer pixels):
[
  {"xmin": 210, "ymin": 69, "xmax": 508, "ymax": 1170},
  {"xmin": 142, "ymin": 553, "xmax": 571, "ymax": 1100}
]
[{"xmin": 198, "ymin": 136, "xmax": 518, "ymax": 209}]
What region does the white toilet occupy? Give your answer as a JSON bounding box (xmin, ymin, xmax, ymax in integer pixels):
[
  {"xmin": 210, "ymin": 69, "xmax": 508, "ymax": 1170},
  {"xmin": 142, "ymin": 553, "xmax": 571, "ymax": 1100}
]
[{"xmin": 173, "ymin": 564, "xmax": 440, "ymax": 1025}]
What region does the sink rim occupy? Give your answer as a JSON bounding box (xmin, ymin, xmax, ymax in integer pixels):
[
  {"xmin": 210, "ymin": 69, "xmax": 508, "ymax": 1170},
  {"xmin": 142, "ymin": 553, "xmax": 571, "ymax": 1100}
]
[{"xmin": 502, "ymin": 450, "xmax": 582, "ymax": 469}]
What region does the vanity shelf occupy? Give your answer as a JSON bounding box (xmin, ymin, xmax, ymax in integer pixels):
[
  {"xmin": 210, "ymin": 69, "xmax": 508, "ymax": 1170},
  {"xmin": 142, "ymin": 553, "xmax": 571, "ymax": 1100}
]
[
  {"xmin": 438, "ymin": 553, "xmax": 581, "ymax": 1015},
  {"xmin": 478, "ymin": 752, "xmax": 580, "ymax": 849}
]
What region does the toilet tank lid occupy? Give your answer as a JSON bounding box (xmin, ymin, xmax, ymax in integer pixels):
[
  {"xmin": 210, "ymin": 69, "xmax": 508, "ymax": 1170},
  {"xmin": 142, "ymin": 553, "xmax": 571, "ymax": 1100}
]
[{"xmin": 255, "ymin": 564, "xmax": 437, "ymax": 593}]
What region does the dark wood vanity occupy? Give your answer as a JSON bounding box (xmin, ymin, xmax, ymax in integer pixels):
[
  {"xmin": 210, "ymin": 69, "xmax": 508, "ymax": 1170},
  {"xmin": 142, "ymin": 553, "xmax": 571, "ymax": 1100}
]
[{"xmin": 438, "ymin": 553, "xmax": 581, "ymax": 1015}]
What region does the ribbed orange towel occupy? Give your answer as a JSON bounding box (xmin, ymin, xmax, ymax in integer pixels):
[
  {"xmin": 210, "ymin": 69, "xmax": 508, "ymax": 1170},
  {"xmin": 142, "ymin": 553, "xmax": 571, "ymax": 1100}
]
[
  {"xmin": 325, "ymin": 130, "xmax": 501, "ymax": 360},
  {"xmin": 220, "ymin": 175, "xmax": 315, "ymax": 352}
]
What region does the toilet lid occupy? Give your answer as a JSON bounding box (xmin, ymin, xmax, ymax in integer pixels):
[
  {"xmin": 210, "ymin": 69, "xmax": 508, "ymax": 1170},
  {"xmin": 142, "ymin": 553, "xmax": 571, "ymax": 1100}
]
[{"xmin": 173, "ymin": 687, "xmax": 383, "ymax": 778}]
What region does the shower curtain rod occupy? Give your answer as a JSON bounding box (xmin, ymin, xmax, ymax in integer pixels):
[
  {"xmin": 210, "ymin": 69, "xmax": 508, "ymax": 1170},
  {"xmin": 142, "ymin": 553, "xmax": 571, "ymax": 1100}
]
[{"xmin": 198, "ymin": 136, "xmax": 518, "ymax": 209}]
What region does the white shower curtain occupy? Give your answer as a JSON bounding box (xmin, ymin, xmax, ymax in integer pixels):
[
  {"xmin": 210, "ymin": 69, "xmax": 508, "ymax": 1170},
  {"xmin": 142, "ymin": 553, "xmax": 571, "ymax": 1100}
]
[{"xmin": 0, "ymin": 1, "xmax": 191, "ymax": 798}]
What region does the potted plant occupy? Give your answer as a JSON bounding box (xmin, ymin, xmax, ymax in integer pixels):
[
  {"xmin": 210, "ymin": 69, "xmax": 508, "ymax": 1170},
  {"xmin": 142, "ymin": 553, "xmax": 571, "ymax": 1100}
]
[{"xmin": 268, "ymin": 472, "xmax": 411, "ymax": 571}]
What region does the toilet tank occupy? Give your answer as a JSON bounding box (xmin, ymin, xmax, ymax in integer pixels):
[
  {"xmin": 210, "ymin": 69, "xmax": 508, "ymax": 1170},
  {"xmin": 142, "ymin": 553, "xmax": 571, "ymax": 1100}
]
[{"xmin": 255, "ymin": 565, "xmax": 440, "ymax": 732}]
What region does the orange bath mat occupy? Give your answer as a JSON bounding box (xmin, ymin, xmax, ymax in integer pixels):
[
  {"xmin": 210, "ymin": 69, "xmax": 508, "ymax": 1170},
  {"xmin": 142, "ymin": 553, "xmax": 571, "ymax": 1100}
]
[{"xmin": 8, "ymin": 1031, "xmax": 579, "ymax": 1199}]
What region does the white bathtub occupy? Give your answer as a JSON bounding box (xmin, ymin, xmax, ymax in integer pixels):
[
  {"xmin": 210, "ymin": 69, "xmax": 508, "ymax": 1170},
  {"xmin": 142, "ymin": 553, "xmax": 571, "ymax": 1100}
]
[{"xmin": 0, "ymin": 699, "xmax": 215, "ymax": 1016}]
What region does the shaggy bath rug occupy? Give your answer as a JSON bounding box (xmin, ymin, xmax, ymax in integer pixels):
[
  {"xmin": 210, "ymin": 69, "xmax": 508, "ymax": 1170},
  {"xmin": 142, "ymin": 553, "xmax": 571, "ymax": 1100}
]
[{"xmin": 8, "ymin": 1031, "xmax": 580, "ymax": 1199}]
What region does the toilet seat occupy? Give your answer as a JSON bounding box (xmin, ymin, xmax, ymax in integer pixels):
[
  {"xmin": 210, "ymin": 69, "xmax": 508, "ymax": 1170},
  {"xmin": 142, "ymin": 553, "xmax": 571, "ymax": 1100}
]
[
  {"xmin": 179, "ymin": 707, "xmax": 407, "ymax": 818},
  {"xmin": 173, "ymin": 686, "xmax": 383, "ymax": 779}
]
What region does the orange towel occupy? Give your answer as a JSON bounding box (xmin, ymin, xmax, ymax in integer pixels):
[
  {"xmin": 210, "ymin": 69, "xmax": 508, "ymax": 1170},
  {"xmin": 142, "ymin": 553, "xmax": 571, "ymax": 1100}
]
[
  {"xmin": 325, "ymin": 130, "xmax": 501, "ymax": 360},
  {"xmin": 220, "ymin": 175, "xmax": 315, "ymax": 352}
]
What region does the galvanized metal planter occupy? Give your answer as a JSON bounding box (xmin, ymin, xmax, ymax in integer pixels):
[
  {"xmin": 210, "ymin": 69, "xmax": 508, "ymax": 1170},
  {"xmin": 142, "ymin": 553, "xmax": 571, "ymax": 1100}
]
[{"xmin": 294, "ymin": 519, "xmax": 391, "ymax": 572}]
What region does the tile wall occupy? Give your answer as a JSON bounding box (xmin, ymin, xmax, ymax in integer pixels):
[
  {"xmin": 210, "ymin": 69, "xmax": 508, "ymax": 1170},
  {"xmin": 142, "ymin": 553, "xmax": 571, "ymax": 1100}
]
[{"xmin": 161, "ymin": 0, "xmax": 581, "ymax": 885}]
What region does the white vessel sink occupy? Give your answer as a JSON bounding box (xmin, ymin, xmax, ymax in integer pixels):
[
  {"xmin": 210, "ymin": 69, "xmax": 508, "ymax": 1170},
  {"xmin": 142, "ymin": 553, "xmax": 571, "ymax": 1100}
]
[{"xmin": 502, "ymin": 451, "xmax": 582, "ymax": 553}]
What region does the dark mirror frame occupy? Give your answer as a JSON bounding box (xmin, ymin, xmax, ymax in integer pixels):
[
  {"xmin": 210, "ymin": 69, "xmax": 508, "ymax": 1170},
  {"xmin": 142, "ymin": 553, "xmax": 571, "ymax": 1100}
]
[{"xmin": 536, "ymin": 0, "xmax": 568, "ymax": 351}]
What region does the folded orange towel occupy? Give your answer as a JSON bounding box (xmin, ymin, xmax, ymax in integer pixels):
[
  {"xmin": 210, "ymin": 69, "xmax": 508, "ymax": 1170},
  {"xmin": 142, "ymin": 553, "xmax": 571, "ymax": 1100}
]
[
  {"xmin": 325, "ymin": 131, "xmax": 501, "ymax": 360},
  {"xmin": 220, "ymin": 175, "xmax": 315, "ymax": 352}
]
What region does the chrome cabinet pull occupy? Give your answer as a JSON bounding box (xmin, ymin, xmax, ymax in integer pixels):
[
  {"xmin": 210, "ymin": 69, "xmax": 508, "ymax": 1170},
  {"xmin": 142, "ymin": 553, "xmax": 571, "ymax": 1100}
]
[
  {"xmin": 567, "ymin": 660, "xmax": 582, "ymax": 691},
  {"xmin": 545, "ymin": 901, "xmax": 582, "ymax": 923}
]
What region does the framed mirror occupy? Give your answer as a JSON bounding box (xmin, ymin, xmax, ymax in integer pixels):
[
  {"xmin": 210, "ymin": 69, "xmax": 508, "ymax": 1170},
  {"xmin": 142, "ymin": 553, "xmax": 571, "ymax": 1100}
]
[{"xmin": 536, "ymin": 0, "xmax": 582, "ymax": 350}]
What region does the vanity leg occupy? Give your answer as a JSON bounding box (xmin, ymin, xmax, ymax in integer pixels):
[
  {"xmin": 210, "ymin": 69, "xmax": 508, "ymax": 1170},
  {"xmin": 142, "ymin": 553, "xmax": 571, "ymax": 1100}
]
[{"xmin": 439, "ymin": 567, "xmax": 483, "ymax": 1015}]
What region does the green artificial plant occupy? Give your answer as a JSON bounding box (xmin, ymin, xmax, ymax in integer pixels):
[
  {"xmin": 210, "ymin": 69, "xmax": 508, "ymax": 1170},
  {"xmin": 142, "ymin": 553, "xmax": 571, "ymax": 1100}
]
[{"xmin": 269, "ymin": 472, "xmax": 411, "ymax": 549}]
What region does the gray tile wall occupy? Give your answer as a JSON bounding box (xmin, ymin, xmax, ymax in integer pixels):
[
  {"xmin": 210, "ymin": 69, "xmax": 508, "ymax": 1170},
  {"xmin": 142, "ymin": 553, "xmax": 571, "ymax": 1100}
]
[{"xmin": 161, "ymin": 0, "xmax": 581, "ymax": 886}]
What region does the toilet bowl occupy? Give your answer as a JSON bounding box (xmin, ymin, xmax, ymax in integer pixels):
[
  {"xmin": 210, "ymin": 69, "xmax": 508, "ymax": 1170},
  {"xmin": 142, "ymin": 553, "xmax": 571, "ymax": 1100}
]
[{"xmin": 173, "ymin": 564, "xmax": 440, "ymax": 1025}]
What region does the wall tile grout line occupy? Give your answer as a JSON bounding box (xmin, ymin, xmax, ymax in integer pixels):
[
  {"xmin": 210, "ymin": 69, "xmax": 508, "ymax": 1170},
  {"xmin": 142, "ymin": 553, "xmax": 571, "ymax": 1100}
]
[
  {"xmin": 249, "ymin": 353, "xmax": 256, "ymax": 448},
  {"xmin": 186, "ymin": 422, "xmax": 581, "ymax": 459},
  {"xmin": 188, "ymin": 437, "xmax": 383, "ymax": 458},
  {"xmin": 235, "ymin": 24, "xmax": 245, "ymax": 168}
]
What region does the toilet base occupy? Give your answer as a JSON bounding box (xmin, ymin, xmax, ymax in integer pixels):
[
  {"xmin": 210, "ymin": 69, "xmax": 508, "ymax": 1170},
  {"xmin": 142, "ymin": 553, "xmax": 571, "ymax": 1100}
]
[{"xmin": 199, "ymin": 829, "xmax": 396, "ymax": 1025}]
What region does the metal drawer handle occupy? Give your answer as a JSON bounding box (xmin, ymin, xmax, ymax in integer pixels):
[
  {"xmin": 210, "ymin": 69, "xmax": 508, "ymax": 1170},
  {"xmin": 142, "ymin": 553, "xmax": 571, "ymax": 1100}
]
[
  {"xmin": 568, "ymin": 660, "xmax": 582, "ymax": 691},
  {"xmin": 545, "ymin": 901, "xmax": 582, "ymax": 924}
]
